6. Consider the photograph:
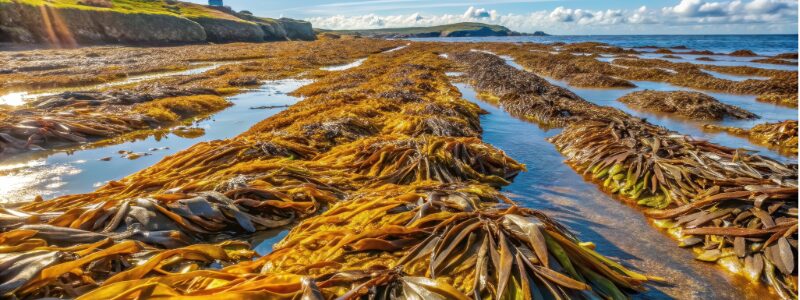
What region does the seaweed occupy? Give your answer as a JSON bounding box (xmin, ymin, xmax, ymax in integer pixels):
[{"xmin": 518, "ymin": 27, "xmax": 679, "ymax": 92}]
[
  {"xmin": 618, "ymin": 90, "xmax": 758, "ymax": 120},
  {"xmin": 704, "ymin": 120, "xmax": 798, "ymax": 155},
  {"xmin": 450, "ymin": 49, "xmax": 798, "ymax": 298},
  {"xmin": 0, "ymin": 45, "xmax": 654, "ymax": 299}
]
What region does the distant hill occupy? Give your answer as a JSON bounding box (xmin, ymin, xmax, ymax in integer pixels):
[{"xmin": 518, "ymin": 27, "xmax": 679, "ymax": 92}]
[
  {"xmin": 318, "ymin": 22, "xmax": 547, "ymax": 38},
  {"xmin": 0, "ymin": 0, "xmax": 315, "ymax": 46}
]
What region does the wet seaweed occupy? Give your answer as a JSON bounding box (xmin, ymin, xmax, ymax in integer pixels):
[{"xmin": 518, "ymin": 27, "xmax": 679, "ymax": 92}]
[
  {"xmin": 450, "ymin": 49, "xmax": 798, "ymax": 298},
  {"xmin": 704, "ymin": 120, "xmax": 798, "ymax": 155},
  {"xmin": 618, "ymin": 90, "xmax": 758, "ymax": 121},
  {"xmin": 0, "ymin": 45, "xmax": 654, "ymax": 299}
]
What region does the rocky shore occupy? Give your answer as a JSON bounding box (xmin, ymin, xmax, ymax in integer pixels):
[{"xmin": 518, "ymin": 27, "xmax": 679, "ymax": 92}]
[{"xmin": 0, "ymin": 0, "xmax": 315, "ymax": 46}]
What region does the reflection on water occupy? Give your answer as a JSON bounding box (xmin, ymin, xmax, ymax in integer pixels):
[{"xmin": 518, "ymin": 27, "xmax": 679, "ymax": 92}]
[
  {"xmin": 251, "ymin": 227, "xmax": 291, "ymax": 256},
  {"xmin": 454, "ymin": 82, "xmax": 770, "ymax": 299},
  {"xmin": 320, "ymin": 58, "xmax": 366, "ymax": 71},
  {"xmin": 0, "ymin": 79, "xmax": 310, "ymax": 203}
]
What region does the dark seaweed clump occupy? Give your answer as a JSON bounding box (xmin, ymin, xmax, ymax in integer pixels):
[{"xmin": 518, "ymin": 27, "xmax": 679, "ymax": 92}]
[{"xmin": 618, "ymin": 90, "xmax": 758, "ymax": 120}]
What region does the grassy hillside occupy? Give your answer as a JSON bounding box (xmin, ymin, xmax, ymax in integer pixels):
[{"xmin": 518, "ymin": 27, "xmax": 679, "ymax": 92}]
[
  {"xmin": 0, "ymin": 0, "xmax": 316, "ymax": 44},
  {"xmin": 0, "ymin": 0, "xmax": 250, "ymax": 22}
]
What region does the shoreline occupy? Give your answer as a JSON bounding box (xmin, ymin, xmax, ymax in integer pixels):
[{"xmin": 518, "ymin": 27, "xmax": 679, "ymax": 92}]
[{"xmin": 0, "ymin": 38, "xmax": 796, "ymax": 299}]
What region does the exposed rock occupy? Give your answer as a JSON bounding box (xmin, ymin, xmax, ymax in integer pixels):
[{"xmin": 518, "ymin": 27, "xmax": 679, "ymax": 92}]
[
  {"xmin": 618, "ymin": 90, "xmax": 758, "ymax": 120},
  {"xmin": 189, "ymin": 17, "xmax": 264, "ymax": 43},
  {"xmin": 774, "ymin": 52, "xmax": 798, "ymax": 59},
  {"xmin": 729, "ymin": 49, "xmax": 757, "ymax": 56}
]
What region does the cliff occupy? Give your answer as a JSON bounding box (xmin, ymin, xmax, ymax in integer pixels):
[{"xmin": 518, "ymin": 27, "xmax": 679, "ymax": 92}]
[
  {"xmin": 319, "ymin": 22, "xmax": 547, "ymax": 38},
  {"xmin": 0, "ymin": 0, "xmax": 315, "ymax": 46}
]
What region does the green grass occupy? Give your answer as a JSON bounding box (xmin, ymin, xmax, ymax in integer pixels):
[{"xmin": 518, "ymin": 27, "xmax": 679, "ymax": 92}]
[
  {"xmin": 319, "ymin": 22, "xmax": 511, "ymax": 35},
  {"xmin": 0, "ymin": 0, "xmax": 253, "ymax": 23}
]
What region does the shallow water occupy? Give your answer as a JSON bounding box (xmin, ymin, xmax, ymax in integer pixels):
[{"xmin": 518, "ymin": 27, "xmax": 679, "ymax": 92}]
[
  {"xmin": 701, "ymin": 70, "xmax": 769, "ymax": 82},
  {"xmin": 498, "ymin": 56, "xmax": 796, "ymax": 161},
  {"xmin": 455, "ymin": 82, "xmax": 773, "ymax": 299},
  {"xmin": 320, "ymin": 58, "xmax": 366, "ymax": 71},
  {"xmin": 635, "ymin": 53, "xmax": 797, "ymax": 71},
  {"xmin": 0, "ymin": 79, "xmax": 309, "ymax": 203},
  {"xmin": 0, "ymin": 62, "xmax": 229, "ymax": 106}
]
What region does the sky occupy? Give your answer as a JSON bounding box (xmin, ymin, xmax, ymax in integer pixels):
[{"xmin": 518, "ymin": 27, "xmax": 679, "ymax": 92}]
[{"xmin": 184, "ymin": 0, "xmax": 799, "ymax": 34}]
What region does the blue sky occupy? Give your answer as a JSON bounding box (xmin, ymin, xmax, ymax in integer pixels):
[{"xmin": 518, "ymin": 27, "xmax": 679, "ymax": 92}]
[{"xmin": 185, "ymin": 0, "xmax": 798, "ymax": 34}]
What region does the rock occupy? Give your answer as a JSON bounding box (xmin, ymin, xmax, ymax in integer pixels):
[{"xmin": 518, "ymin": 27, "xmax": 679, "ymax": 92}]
[
  {"xmin": 0, "ymin": 2, "xmax": 207, "ymax": 45},
  {"xmin": 189, "ymin": 17, "xmax": 265, "ymax": 43},
  {"xmin": 0, "ymin": 1, "xmax": 316, "ymax": 45},
  {"xmin": 729, "ymin": 49, "xmax": 757, "ymax": 56}
]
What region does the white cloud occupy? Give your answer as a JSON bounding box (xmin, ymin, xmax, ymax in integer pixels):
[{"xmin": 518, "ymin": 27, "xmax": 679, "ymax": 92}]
[
  {"xmin": 463, "ymin": 6, "xmax": 497, "ymax": 19},
  {"xmin": 307, "ymin": 0, "xmax": 797, "ymax": 34}
]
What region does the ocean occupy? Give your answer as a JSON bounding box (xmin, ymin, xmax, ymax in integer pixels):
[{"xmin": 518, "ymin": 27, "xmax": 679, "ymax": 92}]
[{"xmin": 408, "ymin": 34, "xmax": 799, "ymax": 56}]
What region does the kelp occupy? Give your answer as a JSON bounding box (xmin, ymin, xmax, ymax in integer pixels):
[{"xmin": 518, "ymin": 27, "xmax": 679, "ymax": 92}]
[
  {"xmin": 480, "ymin": 42, "xmax": 797, "ymax": 100},
  {"xmin": 0, "ymin": 227, "xmax": 255, "ymax": 299},
  {"xmin": 618, "ymin": 90, "xmax": 758, "ymax": 121},
  {"xmin": 551, "ymin": 119, "xmax": 798, "ymax": 297},
  {"xmin": 566, "ymin": 73, "xmax": 636, "ymax": 88},
  {"xmin": 450, "ymin": 51, "xmax": 630, "ymax": 127},
  {"xmin": 757, "ymin": 93, "xmax": 799, "ymax": 108},
  {"xmin": 71, "ymin": 183, "xmax": 650, "ymax": 299},
  {"xmin": 0, "ymin": 38, "xmax": 404, "ymax": 159},
  {"xmin": 1, "ymin": 44, "xmax": 655, "ymax": 299},
  {"xmin": 450, "ymin": 49, "xmax": 798, "ymax": 298},
  {"xmin": 704, "ymin": 120, "xmax": 798, "ymax": 155}
]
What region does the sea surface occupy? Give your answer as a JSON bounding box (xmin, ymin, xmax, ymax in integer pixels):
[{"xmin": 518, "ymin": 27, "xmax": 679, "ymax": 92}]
[{"xmin": 409, "ymin": 34, "xmax": 798, "ymax": 56}]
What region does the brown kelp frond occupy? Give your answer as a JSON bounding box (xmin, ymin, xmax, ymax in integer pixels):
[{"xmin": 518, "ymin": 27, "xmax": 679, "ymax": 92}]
[
  {"xmin": 7, "ymin": 190, "xmax": 328, "ymax": 247},
  {"xmin": 314, "ymin": 136, "xmax": 525, "ymax": 187},
  {"xmin": 567, "ymin": 73, "xmax": 636, "ymax": 88},
  {"xmin": 551, "ymin": 119, "xmax": 798, "ymax": 296},
  {"xmin": 757, "ymin": 93, "xmax": 799, "ymax": 108},
  {"xmin": 551, "ymin": 119, "xmax": 796, "ymax": 206},
  {"xmin": 618, "ymin": 90, "xmax": 758, "ymax": 121},
  {"xmin": 450, "ymin": 51, "xmax": 629, "ymax": 127},
  {"xmin": 704, "ymin": 120, "xmax": 798, "ymax": 155},
  {"xmin": 248, "ymin": 183, "xmax": 649, "ymax": 299},
  {"xmin": 0, "ymin": 229, "xmax": 254, "ymax": 299}
]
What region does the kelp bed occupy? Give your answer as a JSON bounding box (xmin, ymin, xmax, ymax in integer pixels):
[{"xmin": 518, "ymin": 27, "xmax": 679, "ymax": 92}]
[
  {"xmin": 617, "ymin": 90, "xmax": 758, "ymax": 121},
  {"xmin": 450, "ymin": 50, "xmax": 798, "ymax": 298},
  {"xmin": 0, "ymin": 38, "xmax": 402, "ymax": 158},
  {"xmin": 704, "ymin": 120, "xmax": 799, "ymax": 156},
  {"xmin": 470, "ymin": 41, "xmax": 799, "ymax": 109},
  {"xmin": 0, "ymin": 45, "xmax": 658, "ymax": 299}
]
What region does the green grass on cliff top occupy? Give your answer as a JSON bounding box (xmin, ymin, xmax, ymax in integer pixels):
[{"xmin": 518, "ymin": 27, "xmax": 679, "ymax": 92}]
[
  {"xmin": 321, "ymin": 22, "xmax": 511, "ymax": 35},
  {"xmin": 1, "ymin": 0, "xmax": 250, "ymax": 22}
]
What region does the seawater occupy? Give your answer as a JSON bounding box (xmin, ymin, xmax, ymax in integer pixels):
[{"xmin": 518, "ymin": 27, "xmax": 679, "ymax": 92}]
[{"xmin": 409, "ymin": 34, "xmax": 798, "ymax": 56}]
